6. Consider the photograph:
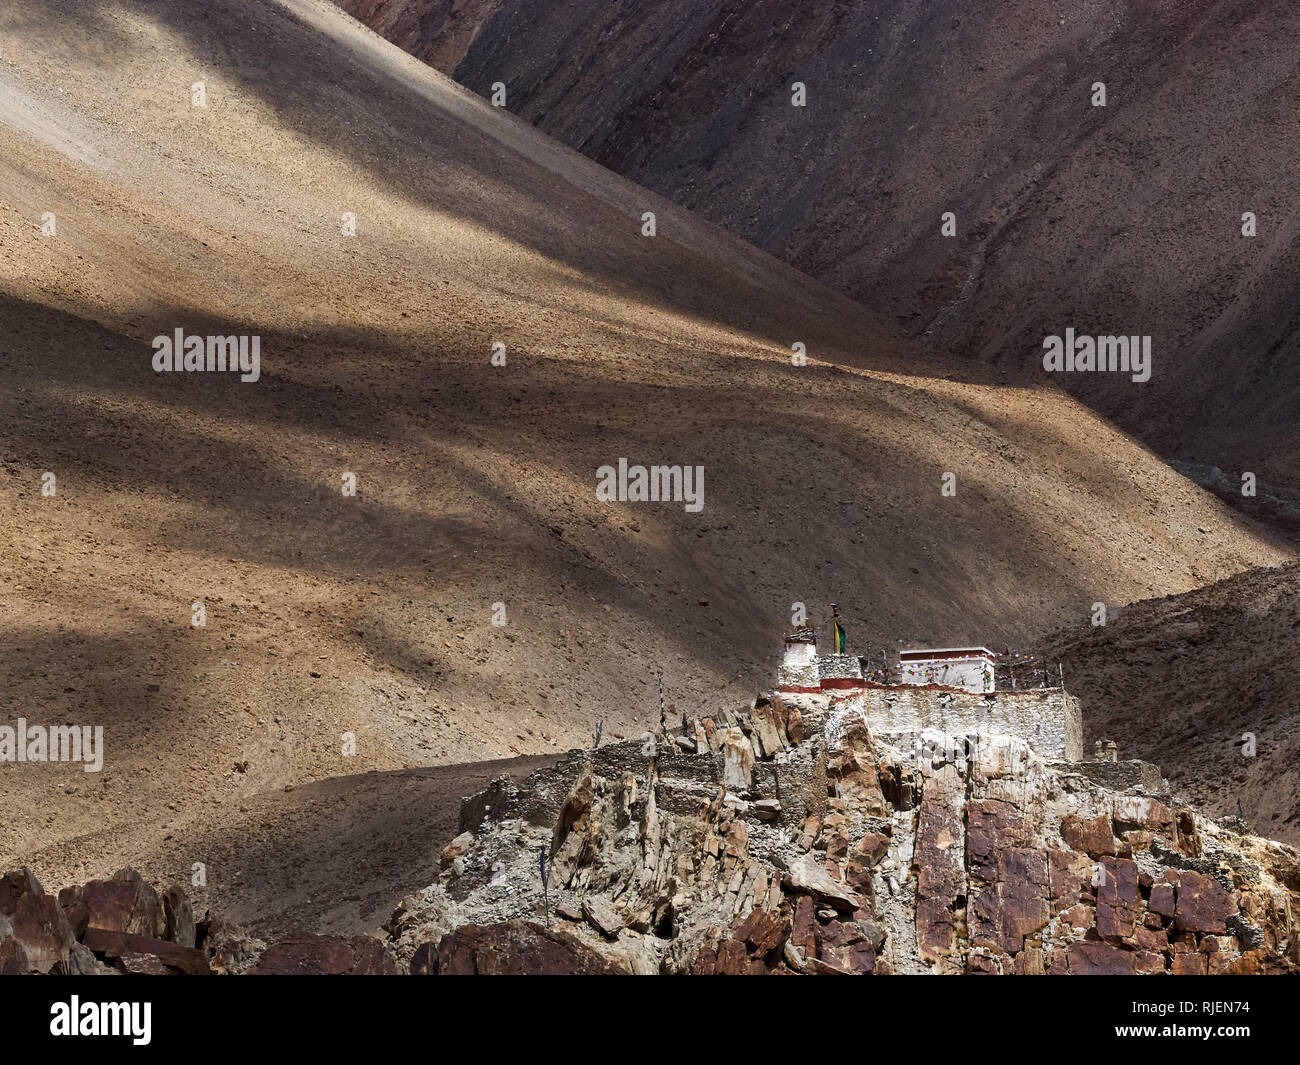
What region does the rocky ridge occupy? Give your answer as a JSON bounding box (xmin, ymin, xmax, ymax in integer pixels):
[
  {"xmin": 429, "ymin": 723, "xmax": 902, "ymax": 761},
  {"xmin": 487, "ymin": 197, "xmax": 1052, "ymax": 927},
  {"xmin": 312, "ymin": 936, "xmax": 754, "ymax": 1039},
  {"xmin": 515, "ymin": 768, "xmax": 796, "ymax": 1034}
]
[
  {"xmin": 385, "ymin": 695, "xmax": 1300, "ymax": 974},
  {"xmin": 5, "ymin": 694, "xmax": 1296, "ymax": 975}
]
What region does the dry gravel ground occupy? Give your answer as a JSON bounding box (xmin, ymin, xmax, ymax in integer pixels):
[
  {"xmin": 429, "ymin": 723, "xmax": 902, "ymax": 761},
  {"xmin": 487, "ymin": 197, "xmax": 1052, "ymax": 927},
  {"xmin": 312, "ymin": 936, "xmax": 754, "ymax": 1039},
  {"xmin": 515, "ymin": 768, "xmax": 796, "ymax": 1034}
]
[
  {"xmin": 344, "ymin": 0, "xmax": 1300, "ymax": 495},
  {"xmin": 0, "ymin": 0, "xmax": 1291, "ymax": 930}
]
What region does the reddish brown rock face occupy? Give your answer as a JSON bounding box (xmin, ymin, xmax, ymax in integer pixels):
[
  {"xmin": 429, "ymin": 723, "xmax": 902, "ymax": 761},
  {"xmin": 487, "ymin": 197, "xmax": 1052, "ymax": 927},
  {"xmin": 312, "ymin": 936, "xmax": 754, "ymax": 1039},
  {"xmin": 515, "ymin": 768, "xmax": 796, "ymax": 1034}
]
[
  {"xmin": 1171, "ymin": 952, "xmax": 1209, "ymax": 975},
  {"xmin": 790, "ymin": 895, "xmax": 817, "ymax": 959},
  {"xmin": 692, "ymin": 905, "xmax": 792, "ymax": 974},
  {"xmin": 967, "ymin": 950, "xmax": 1002, "ymax": 974},
  {"xmin": 967, "ymin": 800, "xmax": 1050, "ymax": 954},
  {"xmin": 1095, "ymin": 858, "xmax": 1140, "ymax": 940},
  {"xmin": 162, "ymin": 886, "xmax": 196, "ymax": 949},
  {"xmin": 786, "ymin": 706, "xmax": 805, "ymax": 747},
  {"xmin": 249, "ymin": 932, "xmax": 399, "ymax": 975},
  {"xmin": 732, "ymin": 905, "xmax": 790, "ymax": 959},
  {"xmin": 71, "ymin": 869, "xmax": 164, "ymax": 939},
  {"xmin": 1149, "ymin": 874, "xmax": 1177, "ymax": 918},
  {"xmin": 808, "ymin": 905, "xmax": 881, "ymax": 975},
  {"xmin": 432, "ymin": 922, "xmax": 629, "ymax": 975},
  {"xmin": 1049, "ymin": 847, "xmax": 1093, "ymax": 912},
  {"xmin": 1067, "ymin": 940, "xmax": 1138, "ymax": 975},
  {"xmin": 0, "ymin": 869, "xmax": 43, "ymax": 917},
  {"xmin": 82, "ymin": 928, "xmax": 212, "ymax": 976},
  {"xmin": 914, "ymin": 767, "xmax": 966, "ymax": 965},
  {"xmin": 825, "ymin": 714, "xmax": 888, "ymax": 816},
  {"xmin": 1174, "ymin": 871, "xmax": 1235, "ymax": 935},
  {"xmin": 969, "ymin": 846, "xmax": 1050, "ymax": 955},
  {"xmin": 1062, "ymin": 814, "xmax": 1118, "ymax": 858},
  {"xmin": 0, "ymin": 936, "xmax": 30, "ymax": 974},
  {"xmin": 7, "ymin": 891, "xmax": 77, "ymax": 974},
  {"xmin": 1112, "ymin": 796, "xmax": 1173, "ymax": 836},
  {"xmin": 380, "ymin": 723, "xmax": 1300, "ymax": 976}
]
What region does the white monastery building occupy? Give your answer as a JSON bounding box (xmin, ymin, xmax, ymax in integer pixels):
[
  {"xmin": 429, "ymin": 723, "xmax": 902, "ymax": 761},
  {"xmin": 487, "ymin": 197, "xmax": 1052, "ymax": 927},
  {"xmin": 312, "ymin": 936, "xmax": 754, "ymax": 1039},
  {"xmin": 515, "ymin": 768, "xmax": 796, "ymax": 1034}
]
[{"xmin": 897, "ymin": 647, "xmax": 996, "ymax": 693}]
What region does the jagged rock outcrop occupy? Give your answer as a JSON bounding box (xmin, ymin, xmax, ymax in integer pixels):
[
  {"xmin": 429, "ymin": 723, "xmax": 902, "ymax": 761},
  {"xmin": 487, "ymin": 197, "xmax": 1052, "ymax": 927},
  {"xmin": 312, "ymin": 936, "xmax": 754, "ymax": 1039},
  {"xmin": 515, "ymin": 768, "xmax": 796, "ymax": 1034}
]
[
  {"xmin": 0, "ymin": 867, "xmax": 397, "ymax": 975},
  {"xmin": 5, "ymin": 696, "xmax": 1295, "ymax": 976},
  {"xmin": 421, "ymin": 922, "xmax": 631, "ymax": 975},
  {"xmin": 386, "ymin": 695, "xmax": 1300, "ymax": 975}
]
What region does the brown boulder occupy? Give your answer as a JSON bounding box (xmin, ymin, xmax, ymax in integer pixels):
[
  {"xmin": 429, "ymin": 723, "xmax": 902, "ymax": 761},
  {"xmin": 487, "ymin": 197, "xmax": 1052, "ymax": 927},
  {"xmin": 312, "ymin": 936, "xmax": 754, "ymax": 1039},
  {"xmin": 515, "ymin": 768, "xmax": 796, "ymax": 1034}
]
[
  {"xmin": 785, "ymin": 853, "xmax": 861, "ymax": 912},
  {"xmin": 967, "ymin": 949, "xmax": 1002, "ymax": 974},
  {"xmin": 1174, "ymin": 871, "xmax": 1234, "ymax": 934},
  {"xmin": 116, "ymin": 952, "xmax": 173, "ymax": 975},
  {"xmin": 435, "ymin": 921, "xmax": 629, "ymax": 974},
  {"xmin": 162, "ymin": 886, "xmax": 196, "ymax": 947},
  {"xmin": 83, "ymin": 927, "xmax": 211, "ymax": 975},
  {"xmin": 790, "ymin": 895, "xmax": 817, "ymax": 957},
  {"xmin": 749, "ymin": 699, "xmax": 788, "ymax": 758},
  {"xmin": 440, "ymin": 831, "xmax": 475, "ymax": 869},
  {"xmin": 410, "ymin": 940, "xmax": 438, "ymax": 974},
  {"xmin": 691, "ymin": 906, "xmax": 791, "ymax": 974},
  {"xmin": 1067, "ymin": 940, "xmax": 1137, "ymax": 975},
  {"xmin": 8, "ymin": 890, "xmax": 78, "ymax": 973},
  {"xmin": 77, "ymin": 869, "xmax": 164, "ymax": 938},
  {"xmin": 691, "ymin": 935, "xmax": 771, "ymax": 974},
  {"xmin": 1175, "ymin": 810, "xmax": 1201, "ymax": 856},
  {"xmin": 815, "ymin": 912, "xmax": 879, "ymax": 974},
  {"xmin": 1128, "ymin": 925, "xmax": 1168, "ymax": 952},
  {"xmin": 1062, "ymin": 814, "xmax": 1117, "ymax": 858},
  {"xmin": 250, "ymin": 932, "xmax": 397, "ymax": 975},
  {"xmin": 842, "ymin": 859, "xmax": 875, "ymax": 897},
  {"xmin": 721, "ymin": 727, "xmax": 755, "ymax": 793},
  {"xmin": 57, "ymin": 885, "xmax": 89, "ymax": 938},
  {"xmin": 853, "ymin": 831, "xmax": 890, "ymax": 866},
  {"xmin": 0, "ymin": 935, "xmax": 29, "ymax": 974},
  {"xmin": 733, "ymin": 905, "xmax": 790, "ymax": 958},
  {"xmin": 0, "ymin": 869, "xmax": 43, "ymax": 917},
  {"xmin": 1111, "ymin": 796, "xmax": 1173, "ymax": 835},
  {"xmin": 786, "ymin": 705, "xmax": 804, "ymax": 746},
  {"xmin": 581, "ymin": 895, "xmax": 623, "ymax": 939}
]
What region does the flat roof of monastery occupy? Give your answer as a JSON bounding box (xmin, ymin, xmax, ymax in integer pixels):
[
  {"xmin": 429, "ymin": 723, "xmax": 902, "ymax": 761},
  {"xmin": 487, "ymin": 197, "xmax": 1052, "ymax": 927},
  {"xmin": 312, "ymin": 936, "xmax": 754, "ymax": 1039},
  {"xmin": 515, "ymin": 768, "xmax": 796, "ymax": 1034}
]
[{"xmin": 899, "ymin": 647, "xmax": 997, "ymax": 659}]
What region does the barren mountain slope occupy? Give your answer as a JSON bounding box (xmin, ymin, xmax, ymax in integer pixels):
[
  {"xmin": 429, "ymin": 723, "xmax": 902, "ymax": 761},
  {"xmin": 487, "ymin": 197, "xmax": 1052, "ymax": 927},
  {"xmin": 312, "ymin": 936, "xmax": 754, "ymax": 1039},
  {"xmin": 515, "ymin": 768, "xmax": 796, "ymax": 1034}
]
[
  {"xmin": 340, "ymin": 0, "xmax": 1300, "ymax": 492},
  {"xmin": 1035, "ymin": 563, "xmax": 1300, "ymax": 846},
  {"xmin": 0, "ymin": 0, "xmax": 1288, "ymax": 895}
]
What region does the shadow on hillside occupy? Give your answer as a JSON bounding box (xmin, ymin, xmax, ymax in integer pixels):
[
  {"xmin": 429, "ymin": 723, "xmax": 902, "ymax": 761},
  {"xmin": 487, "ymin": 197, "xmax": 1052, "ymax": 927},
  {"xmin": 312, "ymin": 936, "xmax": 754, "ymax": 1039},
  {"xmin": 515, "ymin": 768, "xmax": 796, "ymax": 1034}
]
[
  {"xmin": 4, "ymin": 288, "xmax": 1293, "ymax": 681},
  {"xmin": 3, "ymin": 0, "xmax": 895, "ymax": 367}
]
